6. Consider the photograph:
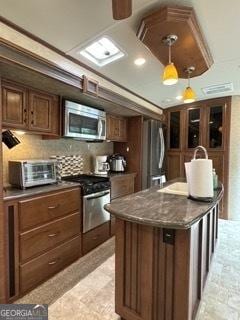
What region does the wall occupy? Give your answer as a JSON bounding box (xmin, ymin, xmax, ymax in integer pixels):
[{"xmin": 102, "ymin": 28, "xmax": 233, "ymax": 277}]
[
  {"xmin": 228, "ymin": 96, "xmax": 240, "ymax": 220},
  {"xmin": 3, "ymin": 133, "xmax": 113, "ymax": 186}
]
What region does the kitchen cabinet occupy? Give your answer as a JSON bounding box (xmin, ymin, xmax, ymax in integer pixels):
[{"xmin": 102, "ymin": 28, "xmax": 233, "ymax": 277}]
[
  {"xmin": 166, "ymin": 97, "xmax": 231, "ymax": 218},
  {"xmin": 82, "ymin": 222, "xmax": 110, "ymax": 254},
  {"xmin": 2, "ymin": 80, "xmax": 60, "ymax": 136},
  {"xmin": 2, "ymin": 81, "xmax": 28, "ymax": 130},
  {"xmin": 4, "ymin": 187, "xmax": 81, "ymax": 300},
  {"xmin": 110, "ymin": 174, "xmax": 135, "ymax": 200},
  {"xmin": 169, "ymin": 110, "xmax": 182, "ymax": 150},
  {"xmin": 186, "ymin": 107, "xmax": 203, "ymax": 149},
  {"xmin": 110, "ymin": 174, "xmax": 136, "ymax": 236},
  {"xmin": 106, "ymin": 114, "xmax": 127, "ymax": 142}
]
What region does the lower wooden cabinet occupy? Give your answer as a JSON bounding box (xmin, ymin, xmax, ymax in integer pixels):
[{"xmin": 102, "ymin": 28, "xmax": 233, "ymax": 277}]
[
  {"xmin": 110, "ymin": 174, "xmax": 135, "ymax": 200},
  {"xmin": 4, "ymin": 187, "xmax": 82, "ymax": 301},
  {"xmin": 20, "ymin": 212, "xmax": 81, "ymax": 263},
  {"xmin": 82, "ymin": 222, "xmax": 110, "ymax": 254},
  {"xmin": 110, "ymin": 174, "xmax": 136, "ymax": 236},
  {"xmin": 20, "ymin": 236, "xmax": 81, "ymax": 293}
]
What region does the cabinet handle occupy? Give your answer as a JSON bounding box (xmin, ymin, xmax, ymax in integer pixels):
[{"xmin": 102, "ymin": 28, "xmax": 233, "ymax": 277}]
[
  {"xmin": 31, "ymin": 120, "xmax": 34, "ymax": 125},
  {"xmin": 48, "ymin": 205, "xmax": 59, "ymax": 210},
  {"xmin": 48, "ymin": 233, "xmax": 58, "ymax": 238},
  {"xmin": 48, "ymin": 260, "xmax": 58, "ymax": 265},
  {"xmin": 31, "ymin": 111, "xmax": 34, "ymax": 115},
  {"xmin": 24, "ymin": 109, "xmax": 27, "ymax": 113},
  {"xmin": 93, "ymin": 236, "xmax": 99, "ymax": 240}
]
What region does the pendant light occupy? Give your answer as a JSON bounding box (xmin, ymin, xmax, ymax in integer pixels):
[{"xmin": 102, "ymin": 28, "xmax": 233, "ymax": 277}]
[
  {"xmin": 183, "ymin": 66, "xmax": 197, "ymax": 103},
  {"xmin": 162, "ymin": 35, "xmax": 178, "ymax": 85}
]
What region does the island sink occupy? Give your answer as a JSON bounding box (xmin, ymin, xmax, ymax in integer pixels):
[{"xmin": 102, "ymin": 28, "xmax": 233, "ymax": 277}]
[
  {"xmin": 105, "ymin": 180, "xmax": 223, "ymax": 320},
  {"xmin": 158, "ymin": 182, "xmax": 188, "ymax": 196}
]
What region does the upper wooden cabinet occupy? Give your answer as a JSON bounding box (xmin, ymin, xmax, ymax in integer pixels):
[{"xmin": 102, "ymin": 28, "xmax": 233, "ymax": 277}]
[
  {"xmin": 168, "ymin": 110, "xmax": 182, "ymax": 150},
  {"xmin": 166, "ymin": 97, "xmax": 231, "ymax": 219},
  {"xmin": 167, "ymin": 98, "xmax": 229, "ymax": 152},
  {"xmin": 2, "ymin": 80, "xmax": 60, "ymax": 136},
  {"xmin": 106, "ymin": 114, "xmax": 127, "ymax": 142},
  {"xmin": 2, "ymin": 82, "xmax": 28, "ymax": 130}
]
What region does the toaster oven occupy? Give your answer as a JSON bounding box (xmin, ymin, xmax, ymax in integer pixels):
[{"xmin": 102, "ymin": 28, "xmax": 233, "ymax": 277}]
[{"xmin": 9, "ymin": 160, "xmax": 57, "ymax": 189}]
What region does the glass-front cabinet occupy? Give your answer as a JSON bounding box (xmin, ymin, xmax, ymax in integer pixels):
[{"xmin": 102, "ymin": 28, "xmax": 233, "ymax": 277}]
[
  {"xmin": 187, "ymin": 108, "xmax": 201, "ymax": 149},
  {"xmin": 169, "ymin": 111, "xmax": 181, "ymax": 149},
  {"xmin": 207, "ymin": 105, "xmax": 224, "ymax": 149}
]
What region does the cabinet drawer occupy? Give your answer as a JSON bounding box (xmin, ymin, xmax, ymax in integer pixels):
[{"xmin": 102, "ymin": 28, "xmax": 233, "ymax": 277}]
[
  {"xmin": 19, "ymin": 188, "xmax": 80, "ymax": 231},
  {"xmin": 20, "ymin": 236, "xmax": 81, "ymax": 293},
  {"xmin": 111, "ymin": 176, "xmax": 134, "ymax": 200},
  {"xmin": 20, "ymin": 212, "xmax": 81, "ymax": 262},
  {"xmin": 83, "ymin": 222, "xmax": 110, "ymax": 254}
]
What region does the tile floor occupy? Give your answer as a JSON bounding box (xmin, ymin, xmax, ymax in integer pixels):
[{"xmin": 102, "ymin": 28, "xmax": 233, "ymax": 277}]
[{"xmin": 48, "ymin": 219, "xmax": 240, "ymax": 320}]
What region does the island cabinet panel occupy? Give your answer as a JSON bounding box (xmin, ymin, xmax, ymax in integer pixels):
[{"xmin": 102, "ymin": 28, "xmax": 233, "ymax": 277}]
[{"xmin": 115, "ymin": 207, "xmax": 218, "ymax": 320}]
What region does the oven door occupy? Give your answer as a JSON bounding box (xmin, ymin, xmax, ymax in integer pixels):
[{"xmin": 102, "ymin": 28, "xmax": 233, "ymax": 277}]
[
  {"xmin": 83, "ymin": 190, "xmax": 110, "ymax": 233},
  {"xmin": 23, "ymin": 161, "xmax": 56, "ymax": 188},
  {"xmin": 64, "ymin": 107, "xmax": 106, "ymax": 140}
]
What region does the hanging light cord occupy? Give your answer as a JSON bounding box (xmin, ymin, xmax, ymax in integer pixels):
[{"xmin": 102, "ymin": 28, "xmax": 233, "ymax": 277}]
[
  {"xmin": 168, "ymin": 43, "xmax": 171, "ymax": 64},
  {"xmin": 188, "ymin": 71, "xmax": 190, "ymax": 87}
]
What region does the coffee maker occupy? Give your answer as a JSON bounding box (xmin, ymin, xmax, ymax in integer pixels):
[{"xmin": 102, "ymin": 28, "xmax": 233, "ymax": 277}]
[
  {"xmin": 94, "ymin": 155, "xmax": 110, "ymax": 175},
  {"xmin": 108, "ymin": 154, "xmax": 126, "ymax": 172}
]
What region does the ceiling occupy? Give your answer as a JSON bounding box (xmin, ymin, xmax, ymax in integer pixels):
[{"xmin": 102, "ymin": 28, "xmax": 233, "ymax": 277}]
[{"xmin": 0, "ymin": 0, "xmax": 239, "ymax": 108}]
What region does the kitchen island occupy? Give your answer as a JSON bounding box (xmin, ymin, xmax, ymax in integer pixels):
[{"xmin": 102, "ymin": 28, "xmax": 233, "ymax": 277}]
[{"xmin": 105, "ymin": 181, "xmax": 223, "ymax": 320}]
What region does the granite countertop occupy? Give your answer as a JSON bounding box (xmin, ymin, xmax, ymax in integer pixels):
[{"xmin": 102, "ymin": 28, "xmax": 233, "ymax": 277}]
[
  {"xmin": 3, "ymin": 181, "xmax": 80, "ymax": 201},
  {"xmin": 105, "ymin": 180, "xmax": 223, "ymax": 229},
  {"xmin": 85, "ymin": 172, "xmax": 137, "ymax": 179}
]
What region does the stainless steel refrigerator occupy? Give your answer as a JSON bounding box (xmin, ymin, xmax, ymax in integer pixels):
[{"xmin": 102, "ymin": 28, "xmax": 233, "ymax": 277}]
[{"xmin": 142, "ymin": 119, "xmax": 166, "ymax": 189}]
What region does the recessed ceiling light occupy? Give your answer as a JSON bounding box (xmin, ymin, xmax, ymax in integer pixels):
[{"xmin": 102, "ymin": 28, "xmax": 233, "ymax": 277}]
[
  {"xmin": 176, "ymin": 95, "xmax": 183, "ymax": 100},
  {"xmin": 134, "ymin": 58, "xmax": 146, "ymax": 66},
  {"xmin": 79, "ymin": 37, "xmax": 125, "ymax": 67}
]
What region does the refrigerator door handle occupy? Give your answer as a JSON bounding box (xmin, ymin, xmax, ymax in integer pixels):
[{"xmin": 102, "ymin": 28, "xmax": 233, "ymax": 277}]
[{"xmin": 158, "ymin": 127, "xmax": 165, "ymax": 170}]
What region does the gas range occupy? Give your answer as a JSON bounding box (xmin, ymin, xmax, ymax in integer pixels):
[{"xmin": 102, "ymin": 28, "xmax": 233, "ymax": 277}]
[{"xmin": 61, "ymin": 174, "xmax": 111, "ymax": 195}]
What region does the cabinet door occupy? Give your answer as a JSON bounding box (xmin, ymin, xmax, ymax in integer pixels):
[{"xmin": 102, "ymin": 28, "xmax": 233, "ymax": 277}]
[
  {"xmin": 167, "ymin": 153, "xmax": 181, "ymax": 180},
  {"xmin": 107, "ymin": 114, "xmax": 127, "ymax": 142},
  {"xmin": 28, "ymin": 90, "xmax": 54, "ymax": 133},
  {"xmin": 2, "ymin": 82, "xmax": 28, "ymax": 129},
  {"xmin": 206, "ymin": 104, "xmax": 225, "ymax": 150},
  {"xmin": 169, "ymin": 111, "xmax": 181, "ymax": 149},
  {"xmin": 186, "ymin": 107, "xmax": 203, "ymax": 149}
]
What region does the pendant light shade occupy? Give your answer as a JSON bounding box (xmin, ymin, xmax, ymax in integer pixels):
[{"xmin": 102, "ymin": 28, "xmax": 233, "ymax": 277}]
[
  {"xmin": 183, "ymin": 66, "xmax": 197, "ymax": 103},
  {"xmin": 162, "ymin": 35, "xmax": 178, "ymax": 86},
  {"xmin": 162, "ymin": 62, "xmax": 178, "ymax": 85},
  {"xmin": 183, "ymin": 86, "xmax": 196, "ymax": 103}
]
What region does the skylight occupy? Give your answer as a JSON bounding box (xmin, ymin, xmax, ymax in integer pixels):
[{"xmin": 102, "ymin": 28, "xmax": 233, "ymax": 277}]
[{"xmin": 79, "ymin": 37, "xmax": 125, "ymax": 67}]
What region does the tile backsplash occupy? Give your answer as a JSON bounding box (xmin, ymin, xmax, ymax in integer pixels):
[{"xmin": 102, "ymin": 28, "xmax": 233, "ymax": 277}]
[{"xmin": 3, "ymin": 133, "xmax": 113, "ymax": 186}]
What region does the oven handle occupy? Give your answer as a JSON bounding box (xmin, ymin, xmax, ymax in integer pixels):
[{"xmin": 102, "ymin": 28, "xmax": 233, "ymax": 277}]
[
  {"xmin": 98, "ymin": 119, "xmax": 103, "ymax": 137},
  {"xmin": 84, "ymin": 190, "xmax": 110, "ymax": 201}
]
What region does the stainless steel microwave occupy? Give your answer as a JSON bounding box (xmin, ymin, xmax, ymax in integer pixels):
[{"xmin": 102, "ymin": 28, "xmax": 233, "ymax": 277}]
[
  {"xmin": 63, "ymin": 100, "xmax": 106, "ymax": 141},
  {"xmin": 9, "ymin": 160, "xmax": 57, "ymax": 189}
]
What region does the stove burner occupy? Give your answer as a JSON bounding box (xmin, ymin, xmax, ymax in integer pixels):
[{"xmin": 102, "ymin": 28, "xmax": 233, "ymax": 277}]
[{"xmin": 62, "ymin": 174, "xmax": 110, "ymax": 195}]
